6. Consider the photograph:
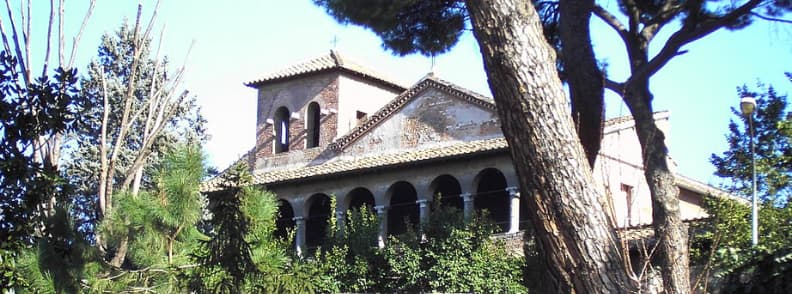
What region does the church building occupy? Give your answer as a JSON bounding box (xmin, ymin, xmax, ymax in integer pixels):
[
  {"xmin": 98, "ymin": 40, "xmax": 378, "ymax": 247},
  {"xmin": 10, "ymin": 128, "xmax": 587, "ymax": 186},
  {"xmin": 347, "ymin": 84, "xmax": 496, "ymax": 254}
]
[{"xmin": 202, "ymin": 50, "xmax": 733, "ymax": 253}]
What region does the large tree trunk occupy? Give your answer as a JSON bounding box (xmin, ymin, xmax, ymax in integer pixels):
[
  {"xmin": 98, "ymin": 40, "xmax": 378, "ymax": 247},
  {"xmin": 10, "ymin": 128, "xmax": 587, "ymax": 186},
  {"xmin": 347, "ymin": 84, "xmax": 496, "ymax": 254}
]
[
  {"xmin": 558, "ymin": 0, "xmax": 604, "ymax": 168},
  {"xmin": 465, "ymin": 0, "xmax": 636, "ymax": 292},
  {"xmin": 623, "ymin": 80, "xmax": 690, "ymax": 293}
]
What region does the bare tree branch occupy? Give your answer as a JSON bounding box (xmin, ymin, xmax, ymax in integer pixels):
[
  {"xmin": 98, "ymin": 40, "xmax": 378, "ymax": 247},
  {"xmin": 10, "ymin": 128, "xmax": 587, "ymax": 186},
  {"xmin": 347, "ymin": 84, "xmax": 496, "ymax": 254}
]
[
  {"xmin": 593, "ymin": 4, "xmax": 629, "ymax": 45},
  {"xmin": 98, "ymin": 63, "xmax": 110, "ymax": 216},
  {"xmin": 66, "ymin": 0, "xmax": 95, "ymax": 70},
  {"xmin": 42, "ymin": 0, "xmax": 55, "ymax": 76},
  {"xmin": 58, "ymin": 0, "xmax": 64, "ymax": 68},
  {"xmin": 22, "ymin": 0, "xmax": 30, "ymax": 80},
  {"xmin": 4, "ymin": 0, "xmax": 30, "ymax": 85},
  {"xmin": 751, "ymin": 11, "xmax": 792, "ymax": 24},
  {"xmin": 105, "ymin": 3, "xmax": 144, "ymax": 202}
]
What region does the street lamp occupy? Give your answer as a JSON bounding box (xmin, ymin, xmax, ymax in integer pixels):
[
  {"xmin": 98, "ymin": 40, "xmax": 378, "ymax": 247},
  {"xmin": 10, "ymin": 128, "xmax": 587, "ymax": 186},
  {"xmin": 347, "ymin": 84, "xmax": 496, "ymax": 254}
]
[{"xmin": 740, "ymin": 96, "xmax": 758, "ymax": 246}]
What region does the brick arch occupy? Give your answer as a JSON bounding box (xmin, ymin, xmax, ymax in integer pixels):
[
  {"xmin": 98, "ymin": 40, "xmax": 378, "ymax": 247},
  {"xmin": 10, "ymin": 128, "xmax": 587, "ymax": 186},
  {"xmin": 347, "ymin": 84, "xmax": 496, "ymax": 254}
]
[
  {"xmin": 305, "ymin": 101, "xmax": 321, "ymax": 148},
  {"xmin": 473, "ymin": 168, "xmax": 510, "ymax": 232},
  {"xmin": 273, "ymin": 106, "xmax": 290, "ymax": 153},
  {"xmin": 387, "ymin": 181, "xmax": 419, "ymax": 236}
]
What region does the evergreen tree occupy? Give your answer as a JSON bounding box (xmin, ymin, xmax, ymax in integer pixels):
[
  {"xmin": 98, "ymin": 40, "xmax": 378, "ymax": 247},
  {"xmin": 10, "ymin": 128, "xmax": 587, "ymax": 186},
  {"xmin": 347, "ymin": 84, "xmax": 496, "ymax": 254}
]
[
  {"xmin": 695, "ymin": 78, "xmax": 792, "ymax": 292},
  {"xmin": 190, "ymin": 163, "xmax": 313, "ymax": 293},
  {"xmin": 711, "ymin": 82, "xmax": 792, "ymax": 205},
  {"xmin": 63, "ymin": 21, "xmax": 207, "ymax": 243}
]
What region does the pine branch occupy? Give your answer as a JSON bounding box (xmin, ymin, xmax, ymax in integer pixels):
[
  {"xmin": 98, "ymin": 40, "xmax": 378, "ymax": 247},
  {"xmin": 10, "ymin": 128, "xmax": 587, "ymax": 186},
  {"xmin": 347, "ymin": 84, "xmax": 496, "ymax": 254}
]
[
  {"xmin": 593, "ymin": 4, "xmax": 629, "ymax": 45},
  {"xmin": 633, "ymin": 0, "xmax": 763, "ymax": 82},
  {"xmin": 751, "ymin": 12, "xmax": 792, "ymax": 24}
]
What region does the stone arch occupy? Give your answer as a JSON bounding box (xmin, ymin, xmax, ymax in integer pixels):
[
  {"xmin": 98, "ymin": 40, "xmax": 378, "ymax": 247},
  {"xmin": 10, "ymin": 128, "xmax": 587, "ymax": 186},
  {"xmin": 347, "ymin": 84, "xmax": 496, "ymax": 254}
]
[
  {"xmin": 275, "ymin": 199, "xmax": 295, "ymax": 240},
  {"xmin": 305, "ymin": 102, "xmax": 321, "ymax": 148},
  {"xmin": 387, "ymin": 181, "xmax": 419, "ymax": 236},
  {"xmin": 274, "ymin": 106, "xmax": 290, "ymax": 153},
  {"xmin": 430, "ymin": 174, "xmax": 463, "ymax": 211},
  {"xmin": 474, "ymin": 168, "xmax": 510, "ymax": 232},
  {"xmin": 347, "ymin": 187, "xmax": 375, "ymax": 212},
  {"xmin": 305, "ymin": 193, "xmax": 331, "ymax": 248}
]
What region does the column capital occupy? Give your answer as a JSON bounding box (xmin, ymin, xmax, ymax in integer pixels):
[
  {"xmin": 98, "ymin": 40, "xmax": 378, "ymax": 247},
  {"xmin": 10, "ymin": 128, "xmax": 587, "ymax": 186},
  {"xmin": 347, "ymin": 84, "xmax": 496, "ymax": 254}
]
[
  {"xmin": 374, "ymin": 205, "xmax": 388, "ymax": 213},
  {"xmin": 460, "ymin": 193, "xmax": 474, "ymax": 202},
  {"xmin": 506, "ymin": 186, "xmax": 520, "ymax": 197},
  {"xmin": 416, "ymin": 199, "xmax": 430, "ymax": 206},
  {"xmin": 292, "ymin": 216, "xmax": 305, "ymax": 222}
]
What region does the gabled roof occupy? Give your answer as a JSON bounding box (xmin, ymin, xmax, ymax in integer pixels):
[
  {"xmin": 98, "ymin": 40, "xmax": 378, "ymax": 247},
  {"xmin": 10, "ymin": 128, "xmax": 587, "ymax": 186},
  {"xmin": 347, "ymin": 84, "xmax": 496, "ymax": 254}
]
[
  {"xmin": 245, "ymin": 50, "xmax": 407, "ymax": 91},
  {"xmin": 326, "ymin": 74, "xmax": 497, "ymax": 152}
]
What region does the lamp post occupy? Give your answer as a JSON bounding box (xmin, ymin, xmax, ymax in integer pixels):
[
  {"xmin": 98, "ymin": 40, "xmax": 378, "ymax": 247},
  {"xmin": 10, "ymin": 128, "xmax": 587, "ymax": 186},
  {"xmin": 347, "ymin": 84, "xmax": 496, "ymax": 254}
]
[{"xmin": 740, "ymin": 96, "xmax": 758, "ymax": 246}]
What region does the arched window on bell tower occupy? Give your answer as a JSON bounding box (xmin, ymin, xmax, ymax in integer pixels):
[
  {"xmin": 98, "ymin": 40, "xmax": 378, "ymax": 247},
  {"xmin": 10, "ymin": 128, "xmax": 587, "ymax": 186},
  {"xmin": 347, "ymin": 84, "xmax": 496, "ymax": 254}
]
[
  {"xmin": 306, "ymin": 102, "xmax": 321, "ymax": 148},
  {"xmin": 274, "ymin": 107, "xmax": 290, "ymax": 153}
]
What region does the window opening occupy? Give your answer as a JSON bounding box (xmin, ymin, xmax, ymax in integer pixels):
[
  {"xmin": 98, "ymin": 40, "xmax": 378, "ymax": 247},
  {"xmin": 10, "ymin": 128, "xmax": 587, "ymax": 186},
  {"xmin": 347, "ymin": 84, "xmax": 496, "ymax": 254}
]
[
  {"xmin": 306, "ymin": 102, "xmax": 321, "ymax": 148},
  {"xmin": 274, "ymin": 107, "xmax": 290, "ymax": 153}
]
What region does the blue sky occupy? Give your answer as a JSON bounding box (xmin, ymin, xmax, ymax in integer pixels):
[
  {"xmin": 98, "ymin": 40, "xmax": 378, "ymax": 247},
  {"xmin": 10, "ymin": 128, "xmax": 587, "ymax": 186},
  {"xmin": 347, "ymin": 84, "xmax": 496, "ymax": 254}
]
[{"xmin": 14, "ymin": 0, "xmax": 791, "ymax": 185}]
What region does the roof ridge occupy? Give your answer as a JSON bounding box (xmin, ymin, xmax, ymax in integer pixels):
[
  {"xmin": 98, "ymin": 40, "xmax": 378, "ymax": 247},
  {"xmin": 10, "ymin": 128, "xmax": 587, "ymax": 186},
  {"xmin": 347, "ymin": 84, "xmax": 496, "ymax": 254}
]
[{"xmin": 245, "ymin": 50, "xmax": 407, "ymax": 89}]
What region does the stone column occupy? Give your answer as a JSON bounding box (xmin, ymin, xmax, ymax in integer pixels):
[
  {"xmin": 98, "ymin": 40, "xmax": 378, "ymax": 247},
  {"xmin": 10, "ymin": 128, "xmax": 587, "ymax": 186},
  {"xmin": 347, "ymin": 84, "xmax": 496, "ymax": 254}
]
[
  {"xmin": 293, "ymin": 216, "xmax": 306, "ymax": 256},
  {"xmin": 506, "ymin": 186, "xmax": 520, "ymax": 233},
  {"xmin": 375, "ymin": 205, "xmax": 388, "ymax": 248},
  {"xmin": 335, "ymin": 210, "xmax": 346, "ymax": 237},
  {"xmin": 461, "ymin": 193, "xmax": 474, "ymax": 221},
  {"xmin": 416, "ymin": 199, "xmax": 430, "ymax": 226}
]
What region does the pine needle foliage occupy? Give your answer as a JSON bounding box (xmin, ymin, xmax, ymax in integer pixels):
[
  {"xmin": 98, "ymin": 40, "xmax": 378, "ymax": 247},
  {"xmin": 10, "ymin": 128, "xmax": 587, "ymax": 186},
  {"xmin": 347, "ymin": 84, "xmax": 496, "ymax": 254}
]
[
  {"xmin": 82, "ymin": 144, "xmax": 206, "ymax": 291},
  {"xmin": 190, "ymin": 163, "xmax": 313, "ymax": 293}
]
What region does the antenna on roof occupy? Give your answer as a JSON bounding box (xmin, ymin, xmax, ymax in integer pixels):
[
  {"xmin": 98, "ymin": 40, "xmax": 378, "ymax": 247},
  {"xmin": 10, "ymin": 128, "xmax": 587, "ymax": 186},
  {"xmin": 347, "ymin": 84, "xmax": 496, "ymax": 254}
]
[
  {"xmin": 331, "ymin": 35, "xmax": 339, "ymax": 50},
  {"xmin": 429, "ymin": 54, "xmax": 438, "ymax": 77}
]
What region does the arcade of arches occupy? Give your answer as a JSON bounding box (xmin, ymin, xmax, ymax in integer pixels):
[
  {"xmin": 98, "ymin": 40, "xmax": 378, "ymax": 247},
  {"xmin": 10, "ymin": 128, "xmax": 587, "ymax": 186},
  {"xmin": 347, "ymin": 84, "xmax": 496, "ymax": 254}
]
[{"xmin": 275, "ymin": 167, "xmax": 528, "ymax": 253}]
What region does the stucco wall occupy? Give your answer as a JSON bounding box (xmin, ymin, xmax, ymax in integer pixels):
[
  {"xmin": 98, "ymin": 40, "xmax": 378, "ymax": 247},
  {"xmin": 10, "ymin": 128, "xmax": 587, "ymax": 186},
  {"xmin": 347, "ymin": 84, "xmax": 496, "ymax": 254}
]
[
  {"xmin": 338, "ymin": 88, "xmax": 500, "ymax": 160},
  {"xmin": 336, "ymin": 74, "xmax": 401, "ymax": 137},
  {"xmin": 594, "ymin": 114, "xmax": 706, "ymax": 228}
]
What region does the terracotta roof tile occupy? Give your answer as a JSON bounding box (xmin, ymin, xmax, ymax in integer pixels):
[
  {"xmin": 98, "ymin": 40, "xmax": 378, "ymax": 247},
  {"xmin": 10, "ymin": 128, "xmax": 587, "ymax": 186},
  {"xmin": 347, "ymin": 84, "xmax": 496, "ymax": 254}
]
[
  {"xmin": 201, "ymin": 138, "xmax": 508, "ymax": 192},
  {"xmin": 245, "ymin": 50, "xmax": 407, "ymax": 90}
]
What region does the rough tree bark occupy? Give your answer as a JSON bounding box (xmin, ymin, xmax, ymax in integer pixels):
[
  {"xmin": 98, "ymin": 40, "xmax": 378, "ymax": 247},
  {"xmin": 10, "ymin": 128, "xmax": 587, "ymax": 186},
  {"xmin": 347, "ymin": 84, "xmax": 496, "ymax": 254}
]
[
  {"xmin": 465, "ymin": 0, "xmax": 636, "ymax": 292},
  {"xmin": 623, "ymin": 79, "xmax": 690, "ymax": 293},
  {"xmin": 558, "ymin": 0, "xmax": 604, "ymax": 168}
]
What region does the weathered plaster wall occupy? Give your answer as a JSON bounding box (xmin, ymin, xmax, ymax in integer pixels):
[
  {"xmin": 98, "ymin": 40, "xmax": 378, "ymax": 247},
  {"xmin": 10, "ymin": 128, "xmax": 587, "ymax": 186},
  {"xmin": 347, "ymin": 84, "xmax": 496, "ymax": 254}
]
[
  {"xmin": 339, "ymin": 88, "xmax": 500, "ymax": 160},
  {"xmin": 337, "ymin": 74, "xmax": 401, "ymax": 137},
  {"xmin": 594, "ymin": 114, "xmax": 705, "ymax": 228}
]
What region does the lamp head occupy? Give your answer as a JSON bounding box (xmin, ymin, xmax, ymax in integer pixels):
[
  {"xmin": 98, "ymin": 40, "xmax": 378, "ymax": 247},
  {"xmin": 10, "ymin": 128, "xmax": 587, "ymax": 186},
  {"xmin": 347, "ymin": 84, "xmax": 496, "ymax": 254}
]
[{"xmin": 740, "ymin": 96, "xmax": 756, "ymax": 116}]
